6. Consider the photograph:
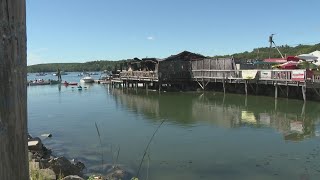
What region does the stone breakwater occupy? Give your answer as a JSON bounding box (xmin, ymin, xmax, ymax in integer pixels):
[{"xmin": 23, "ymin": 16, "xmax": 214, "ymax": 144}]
[{"xmin": 28, "ymin": 134, "xmax": 134, "ymax": 180}]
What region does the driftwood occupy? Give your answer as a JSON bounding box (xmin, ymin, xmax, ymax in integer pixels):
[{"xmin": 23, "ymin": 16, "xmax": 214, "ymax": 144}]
[{"xmin": 0, "ymin": 0, "xmax": 28, "ymax": 179}]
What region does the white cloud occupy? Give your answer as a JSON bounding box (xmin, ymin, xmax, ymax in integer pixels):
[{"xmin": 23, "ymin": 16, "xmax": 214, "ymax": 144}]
[{"xmin": 147, "ymin": 36, "xmax": 155, "ymax": 40}]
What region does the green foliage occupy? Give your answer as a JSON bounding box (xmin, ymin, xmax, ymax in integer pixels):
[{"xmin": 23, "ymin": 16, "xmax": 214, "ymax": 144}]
[
  {"xmin": 214, "ymin": 43, "xmax": 320, "ymax": 60},
  {"xmin": 87, "ymin": 175, "xmax": 96, "ymax": 180},
  {"xmin": 27, "ymin": 60, "xmax": 125, "ymax": 73}
]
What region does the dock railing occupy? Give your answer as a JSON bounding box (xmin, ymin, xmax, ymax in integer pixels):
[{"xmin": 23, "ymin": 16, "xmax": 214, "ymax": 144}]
[
  {"xmin": 117, "ymin": 69, "xmax": 320, "ymax": 83},
  {"xmin": 192, "ymin": 69, "xmax": 320, "ymax": 83},
  {"xmin": 192, "ymin": 70, "xmax": 241, "ymax": 80},
  {"xmin": 119, "ymin": 71, "xmax": 158, "ymax": 81}
]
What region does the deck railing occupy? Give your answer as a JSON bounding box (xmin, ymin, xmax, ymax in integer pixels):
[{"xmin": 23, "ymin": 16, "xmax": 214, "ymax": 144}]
[
  {"xmin": 192, "ymin": 69, "xmax": 320, "ymax": 83},
  {"xmin": 118, "ymin": 69, "xmax": 320, "ymax": 83},
  {"xmin": 192, "ymin": 70, "xmax": 242, "ymax": 79},
  {"xmin": 119, "ymin": 71, "xmax": 158, "ymax": 80}
]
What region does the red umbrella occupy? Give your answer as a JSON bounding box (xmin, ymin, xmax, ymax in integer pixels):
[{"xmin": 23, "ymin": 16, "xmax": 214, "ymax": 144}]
[{"xmin": 278, "ymin": 61, "xmax": 299, "ymax": 69}]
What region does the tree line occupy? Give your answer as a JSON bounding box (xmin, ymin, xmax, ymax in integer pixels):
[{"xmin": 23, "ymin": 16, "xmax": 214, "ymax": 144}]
[
  {"xmin": 215, "ymin": 43, "xmax": 320, "ymax": 60},
  {"xmin": 28, "ymin": 43, "xmax": 320, "ymax": 73},
  {"xmin": 27, "ymin": 60, "xmax": 124, "ymax": 73}
]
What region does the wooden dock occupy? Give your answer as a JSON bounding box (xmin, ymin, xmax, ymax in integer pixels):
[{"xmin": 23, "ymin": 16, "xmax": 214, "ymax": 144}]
[{"xmin": 111, "ymin": 69, "xmax": 320, "ymax": 101}]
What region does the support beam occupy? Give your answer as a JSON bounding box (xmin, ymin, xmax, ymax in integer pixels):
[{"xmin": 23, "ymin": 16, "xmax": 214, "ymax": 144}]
[
  {"xmin": 0, "ymin": 0, "xmax": 29, "ymax": 179},
  {"xmin": 302, "ymin": 85, "xmax": 306, "ymax": 102},
  {"xmin": 312, "ymin": 87, "xmax": 320, "ymax": 97},
  {"xmin": 301, "ymin": 102, "xmax": 306, "ymax": 117},
  {"xmin": 245, "ymin": 81, "xmax": 248, "ymax": 96},
  {"xmin": 223, "ymin": 80, "xmax": 226, "ymax": 94},
  {"xmin": 278, "ymin": 85, "xmax": 285, "ymax": 96},
  {"xmin": 196, "ymin": 80, "xmax": 204, "ymax": 90},
  {"xmin": 275, "ymin": 84, "xmax": 278, "ymax": 99}
]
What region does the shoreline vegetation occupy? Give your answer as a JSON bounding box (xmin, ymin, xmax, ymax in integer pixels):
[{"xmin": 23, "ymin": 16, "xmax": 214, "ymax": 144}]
[{"xmin": 28, "ymin": 43, "xmax": 320, "ymax": 73}]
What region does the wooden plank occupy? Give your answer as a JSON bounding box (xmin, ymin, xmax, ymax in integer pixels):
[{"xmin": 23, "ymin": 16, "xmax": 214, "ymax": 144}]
[{"xmin": 0, "ymin": 0, "xmax": 29, "ymax": 179}]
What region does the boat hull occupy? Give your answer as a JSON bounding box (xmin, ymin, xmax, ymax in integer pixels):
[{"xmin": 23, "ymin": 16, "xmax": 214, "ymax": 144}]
[{"xmin": 80, "ymin": 79, "xmax": 94, "ymax": 83}]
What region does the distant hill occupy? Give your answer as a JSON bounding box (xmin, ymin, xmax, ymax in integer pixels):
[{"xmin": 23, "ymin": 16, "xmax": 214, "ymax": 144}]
[
  {"xmin": 27, "ymin": 60, "xmax": 122, "ymax": 73},
  {"xmin": 28, "ymin": 43, "xmax": 320, "ymax": 72},
  {"xmin": 215, "ymin": 43, "xmax": 320, "ymax": 60}
]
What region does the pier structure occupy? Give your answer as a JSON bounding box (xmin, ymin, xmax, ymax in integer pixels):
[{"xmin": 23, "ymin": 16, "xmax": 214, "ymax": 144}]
[{"xmin": 111, "ymin": 51, "xmax": 320, "ymax": 101}]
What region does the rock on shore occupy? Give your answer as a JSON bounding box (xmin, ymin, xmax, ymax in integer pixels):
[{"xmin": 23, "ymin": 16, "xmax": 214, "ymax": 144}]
[{"xmin": 28, "ymin": 133, "xmax": 135, "ymax": 180}]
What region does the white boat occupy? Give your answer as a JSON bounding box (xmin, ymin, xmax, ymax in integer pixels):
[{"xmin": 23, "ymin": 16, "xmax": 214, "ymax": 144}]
[{"xmin": 80, "ymin": 76, "xmax": 94, "ymax": 83}]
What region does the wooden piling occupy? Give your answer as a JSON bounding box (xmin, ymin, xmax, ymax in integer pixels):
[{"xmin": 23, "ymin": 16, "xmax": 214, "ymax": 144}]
[
  {"xmin": 223, "ymin": 80, "xmax": 226, "ymax": 94},
  {"xmin": 0, "ymin": 0, "xmax": 29, "ymax": 179},
  {"xmin": 245, "ymin": 80, "xmax": 248, "ymax": 96},
  {"xmin": 275, "ymin": 84, "xmax": 278, "ymax": 99},
  {"xmin": 302, "ymin": 85, "xmax": 306, "ymax": 102}
]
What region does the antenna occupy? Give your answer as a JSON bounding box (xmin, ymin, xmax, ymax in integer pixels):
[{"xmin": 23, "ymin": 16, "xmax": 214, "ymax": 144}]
[{"xmin": 268, "ymin": 34, "xmax": 284, "ymax": 59}]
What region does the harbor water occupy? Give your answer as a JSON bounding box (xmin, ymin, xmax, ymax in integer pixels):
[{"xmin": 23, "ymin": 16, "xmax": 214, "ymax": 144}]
[{"xmin": 28, "ymin": 72, "xmax": 320, "ymax": 180}]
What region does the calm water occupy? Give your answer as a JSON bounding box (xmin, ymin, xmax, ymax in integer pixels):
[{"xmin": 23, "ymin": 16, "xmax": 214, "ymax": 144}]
[{"xmin": 28, "ymin": 72, "xmax": 320, "ymax": 180}]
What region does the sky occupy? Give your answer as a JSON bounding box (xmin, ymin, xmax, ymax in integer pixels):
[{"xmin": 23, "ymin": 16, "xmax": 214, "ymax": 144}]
[{"xmin": 26, "ymin": 0, "xmax": 320, "ymax": 65}]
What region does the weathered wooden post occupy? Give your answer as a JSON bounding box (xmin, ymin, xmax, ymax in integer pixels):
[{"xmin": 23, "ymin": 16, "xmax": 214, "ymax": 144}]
[
  {"xmin": 245, "ymin": 80, "xmax": 248, "ymax": 95},
  {"xmin": 0, "ymin": 0, "xmax": 29, "ymax": 179},
  {"xmin": 302, "ymin": 84, "xmax": 306, "ymax": 102},
  {"xmin": 275, "ymin": 83, "xmax": 278, "ymax": 99}
]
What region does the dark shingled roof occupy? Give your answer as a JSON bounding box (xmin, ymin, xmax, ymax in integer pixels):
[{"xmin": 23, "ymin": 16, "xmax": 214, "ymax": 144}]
[
  {"xmin": 164, "ymin": 51, "xmax": 206, "ymax": 61},
  {"xmin": 141, "ymin": 58, "xmax": 160, "ymax": 63}
]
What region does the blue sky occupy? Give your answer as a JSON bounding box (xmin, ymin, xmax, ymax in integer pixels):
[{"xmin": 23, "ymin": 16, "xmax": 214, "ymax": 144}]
[{"xmin": 27, "ymin": 0, "xmax": 320, "ymax": 65}]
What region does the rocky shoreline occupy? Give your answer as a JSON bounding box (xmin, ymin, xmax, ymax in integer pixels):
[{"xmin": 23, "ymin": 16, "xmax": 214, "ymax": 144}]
[{"xmin": 28, "ymin": 134, "xmax": 135, "ymax": 180}]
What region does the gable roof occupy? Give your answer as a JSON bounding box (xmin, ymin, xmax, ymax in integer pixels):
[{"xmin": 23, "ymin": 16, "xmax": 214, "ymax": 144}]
[{"xmin": 164, "ymin": 51, "xmax": 206, "ymax": 61}]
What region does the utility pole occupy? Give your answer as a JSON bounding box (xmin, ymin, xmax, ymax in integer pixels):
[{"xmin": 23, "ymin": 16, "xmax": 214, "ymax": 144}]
[{"xmin": 0, "ymin": 0, "xmax": 29, "ymax": 180}]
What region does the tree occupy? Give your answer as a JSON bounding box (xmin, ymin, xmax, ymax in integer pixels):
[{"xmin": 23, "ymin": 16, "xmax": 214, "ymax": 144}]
[{"xmin": 0, "ymin": 0, "xmax": 29, "ymax": 179}]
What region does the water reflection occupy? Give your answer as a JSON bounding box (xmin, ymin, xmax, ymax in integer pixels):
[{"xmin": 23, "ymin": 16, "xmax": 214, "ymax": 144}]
[{"xmin": 110, "ymin": 89, "xmax": 320, "ymax": 141}]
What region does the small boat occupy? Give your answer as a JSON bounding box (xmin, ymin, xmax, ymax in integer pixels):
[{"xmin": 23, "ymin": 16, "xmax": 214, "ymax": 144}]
[
  {"xmin": 62, "ymin": 81, "xmax": 78, "ymax": 86},
  {"xmin": 28, "ymin": 79, "xmax": 60, "ymax": 86},
  {"xmin": 28, "ymin": 81, "xmax": 50, "ymax": 86},
  {"xmin": 80, "ymin": 76, "xmax": 94, "ymax": 83},
  {"xmin": 99, "ymin": 72, "xmax": 112, "ymax": 81},
  {"xmin": 77, "ymin": 85, "xmax": 83, "ymax": 90},
  {"xmin": 50, "ymin": 80, "xmax": 62, "ymax": 85}
]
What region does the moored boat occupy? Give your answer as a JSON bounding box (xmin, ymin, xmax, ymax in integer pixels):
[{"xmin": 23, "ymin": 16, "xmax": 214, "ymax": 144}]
[
  {"xmin": 62, "ymin": 81, "xmax": 78, "ymax": 86},
  {"xmin": 28, "ymin": 79, "xmax": 61, "ymax": 86},
  {"xmin": 80, "ymin": 76, "xmax": 94, "ymax": 83}
]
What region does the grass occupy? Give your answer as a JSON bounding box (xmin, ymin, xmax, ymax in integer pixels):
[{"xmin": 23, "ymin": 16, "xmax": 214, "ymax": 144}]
[
  {"xmin": 95, "ymin": 122, "xmax": 104, "ymax": 172},
  {"xmin": 136, "ymin": 120, "xmax": 165, "ymax": 178}
]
